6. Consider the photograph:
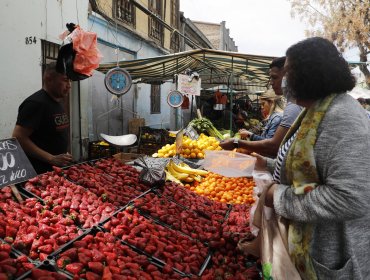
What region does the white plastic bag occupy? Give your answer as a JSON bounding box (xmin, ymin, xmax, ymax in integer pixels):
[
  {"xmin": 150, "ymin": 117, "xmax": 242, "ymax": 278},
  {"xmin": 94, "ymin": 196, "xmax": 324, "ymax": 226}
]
[
  {"xmin": 252, "ymin": 170, "xmax": 273, "ymax": 195},
  {"xmin": 249, "ymin": 171, "xmax": 274, "ymax": 236}
]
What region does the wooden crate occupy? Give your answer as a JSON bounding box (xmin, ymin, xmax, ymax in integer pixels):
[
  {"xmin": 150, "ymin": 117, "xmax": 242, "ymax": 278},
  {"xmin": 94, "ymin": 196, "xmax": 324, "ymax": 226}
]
[{"xmin": 128, "ymin": 118, "xmax": 145, "ymax": 136}]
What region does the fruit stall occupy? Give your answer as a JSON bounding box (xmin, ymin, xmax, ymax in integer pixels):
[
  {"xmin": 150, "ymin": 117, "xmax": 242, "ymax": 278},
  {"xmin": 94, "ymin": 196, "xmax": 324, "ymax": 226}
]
[{"xmin": 0, "ymin": 117, "xmax": 263, "ymax": 279}]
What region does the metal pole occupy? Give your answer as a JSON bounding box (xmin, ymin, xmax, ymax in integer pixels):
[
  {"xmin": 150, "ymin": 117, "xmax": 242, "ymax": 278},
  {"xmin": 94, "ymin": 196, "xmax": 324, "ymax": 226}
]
[
  {"xmin": 78, "ymin": 81, "xmax": 83, "ymax": 160},
  {"xmin": 229, "ymin": 77, "xmax": 233, "ymax": 133},
  {"xmin": 229, "ymin": 57, "xmax": 235, "ymax": 133},
  {"xmin": 190, "ymin": 95, "xmax": 194, "ymax": 121}
]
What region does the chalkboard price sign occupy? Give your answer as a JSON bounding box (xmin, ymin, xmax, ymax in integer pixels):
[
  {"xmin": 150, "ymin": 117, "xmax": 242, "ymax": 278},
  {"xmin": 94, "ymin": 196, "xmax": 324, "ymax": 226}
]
[{"xmin": 0, "ymin": 138, "xmax": 37, "ymax": 188}]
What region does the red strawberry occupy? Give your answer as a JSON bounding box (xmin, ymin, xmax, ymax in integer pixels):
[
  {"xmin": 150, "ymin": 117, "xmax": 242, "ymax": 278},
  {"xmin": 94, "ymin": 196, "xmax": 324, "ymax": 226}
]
[
  {"xmin": 39, "ymin": 253, "xmax": 49, "ymax": 261},
  {"xmin": 52, "ymin": 166, "xmax": 63, "ymax": 175},
  {"xmin": 144, "ymin": 245, "xmax": 156, "ymax": 254},
  {"xmin": 56, "ymin": 256, "xmax": 71, "ymax": 268},
  {"xmin": 65, "ymin": 262, "xmax": 84, "ymax": 274},
  {"xmin": 5, "ymin": 226, "xmax": 17, "ymax": 238},
  {"xmin": 0, "ymin": 252, "xmax": 8, "ymax": 261},
  {"xmin": 109, "ymin": 266, "xmax": 120, "ymax": 274},
  {"xmin": 91, "ymin": 249, "xmax": 105, "ymax": 262},
  {"xmin": 0, "ymin": 243, "xmax": 11, "ymax": 253},
  {"xmin": 146, "ymin": 264, "xmax": 157, "ymax": 272},
  {"xmin": 86, "ymin": 271, "xmax": 101, "ymax": 280},
  {"xmin": 162, "ymin": 264, "xmax": 172, "ymax": 274},
  {"xmin": 102, "ymin": 266, "xmax": 113, "ymax": 280},
  {"xmin": 104, "ymin": 252, "xmax": 117, "ymax": 263},
  {"xmin": 31, "ymin": 268, "xmax": 53, "ymax": 278},
  {"xmin": 112, "ymin": 275, "xmax": 126, "ymax": 280},
  {"xmin": 88, "ymin": 262, "xmax": 104, "ymax": 274},
  {"xmin": 38, "ymin": 244, "xmax": 53, "ymax": 254},
  {"xmin": 1, "ymin": 264, "xmax": 17, "ymax": 275},
  {"xmin": 60, "ymin": 248, "xmax": 78, "ymax": 259},
  {"xmin": 174, "ymin": 263, "xmax": 184, "ymax": 272}
]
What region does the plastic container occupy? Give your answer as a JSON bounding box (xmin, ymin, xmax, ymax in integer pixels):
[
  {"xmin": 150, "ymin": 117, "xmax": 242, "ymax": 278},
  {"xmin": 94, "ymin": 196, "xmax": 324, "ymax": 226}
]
[{"xmin": 203, "ymin": 150, "xmax": 256, "ymax": 177}]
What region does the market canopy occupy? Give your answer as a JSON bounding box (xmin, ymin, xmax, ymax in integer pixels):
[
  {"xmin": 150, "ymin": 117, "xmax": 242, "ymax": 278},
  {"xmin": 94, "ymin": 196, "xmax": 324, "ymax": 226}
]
[{"xmin": 97, "ymin": 49, "xmax": 275, "ymax": 92}]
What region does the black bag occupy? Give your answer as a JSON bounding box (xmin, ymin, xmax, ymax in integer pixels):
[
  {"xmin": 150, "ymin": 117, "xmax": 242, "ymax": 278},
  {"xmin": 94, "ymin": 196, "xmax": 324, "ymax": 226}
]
[{"xmin": 56, "ymin": 23, "xmax": 89, "ymax": 81}]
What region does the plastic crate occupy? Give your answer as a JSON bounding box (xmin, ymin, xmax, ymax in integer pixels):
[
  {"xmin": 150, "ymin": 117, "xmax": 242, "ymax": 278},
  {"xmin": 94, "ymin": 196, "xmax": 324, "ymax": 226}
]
[
  {"xmin": 155, "ymin": 182, "xmax": 229, "ymax": 221},
  {"xmin": 88, "ymin": 141, "xmax": 120, "ymax": 160},
  {"xmin": 138, "ymin": 126, "xmax": 172, "ymax": 156},
  {"xmin": 133, "ymin": 192, "xmax": 223, "ymax": 245},
  {"xmin": 101, "ymin": 206, "xmax": 210, "ymax": 276},
  {"xmin": 0, "ymin": 239, "xmax": 36, "ymax": 279},
  {"xmin": 63, "ymin": 161, "xmax": 148, "ymax": 209},
  {"xmin": 50, "ymin": 226, "xmax": 185, "ymax": 279}
]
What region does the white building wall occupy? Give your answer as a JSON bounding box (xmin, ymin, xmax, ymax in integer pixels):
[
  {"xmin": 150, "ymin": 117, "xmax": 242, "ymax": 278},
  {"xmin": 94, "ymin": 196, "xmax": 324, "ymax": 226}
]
[
  {"xmin": 88, "ymin": 14, "xmax": 174, "ymax": 135},
  {"xmin": 0, "ymin": 0, "xmax": 90, "ymax": 160}
]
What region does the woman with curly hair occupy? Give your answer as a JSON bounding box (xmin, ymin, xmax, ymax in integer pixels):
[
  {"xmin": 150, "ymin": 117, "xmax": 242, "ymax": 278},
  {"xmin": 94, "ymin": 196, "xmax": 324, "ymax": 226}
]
[{"xmin": 254, "ymin": 37, "xmax": 370, "ymax": 279}]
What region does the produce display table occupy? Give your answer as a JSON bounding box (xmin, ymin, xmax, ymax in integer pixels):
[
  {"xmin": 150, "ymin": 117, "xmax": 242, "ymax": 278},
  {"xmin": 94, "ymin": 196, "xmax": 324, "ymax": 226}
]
[{"xmin": 0, "ymin": 156, "xmax": 261, "ymax": 280}]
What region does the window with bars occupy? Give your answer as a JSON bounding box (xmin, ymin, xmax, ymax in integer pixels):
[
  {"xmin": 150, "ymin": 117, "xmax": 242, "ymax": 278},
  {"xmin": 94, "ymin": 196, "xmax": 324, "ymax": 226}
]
[
  {"xmin": 170, "ymin": 0, "xmax": 179, "ymax": 28},
  {"xmin": 170, "ymin": 0, "xmax": 180, "ymax": 52},
  {"xmin": 114, "ymin": 0, "xmax": 135, "ymax": 26},
  {"xmin": 148, "ymin": 0, "xmax": 164, "ymax": 46},
  {"xmin": 170, "ymin": 32, "xmax": 180, "ymax": 52},
  {"xmin": 150, "ymin": 84, "xmax": 161, "ymax": 114},
  {"xmin": 41, "ymin": 40, "xmax": 59, "ymax": 74}
]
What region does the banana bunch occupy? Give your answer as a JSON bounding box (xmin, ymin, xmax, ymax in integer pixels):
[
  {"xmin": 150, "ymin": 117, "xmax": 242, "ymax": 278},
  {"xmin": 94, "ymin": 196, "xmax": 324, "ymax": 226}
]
[{"xmin": 165, "ymin": 160, "xmax": 208, "ymax": 184}]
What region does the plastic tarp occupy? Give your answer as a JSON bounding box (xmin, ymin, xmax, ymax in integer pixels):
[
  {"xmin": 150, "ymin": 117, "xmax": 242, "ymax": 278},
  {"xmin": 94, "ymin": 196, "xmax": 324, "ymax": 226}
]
[{"xmin": 97, "ymin": 49, "xmax": 275, "ymax": 91}]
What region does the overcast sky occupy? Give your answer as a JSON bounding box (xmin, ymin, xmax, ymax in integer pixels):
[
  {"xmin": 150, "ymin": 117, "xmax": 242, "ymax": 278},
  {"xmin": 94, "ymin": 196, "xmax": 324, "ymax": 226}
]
[
  {"xmin": 180, "ymin": 0, "xmax": 309, "ymax": 57},
  {"xmin": 179, "ymin": 0, "xmax": 362, "ymax": 61}
]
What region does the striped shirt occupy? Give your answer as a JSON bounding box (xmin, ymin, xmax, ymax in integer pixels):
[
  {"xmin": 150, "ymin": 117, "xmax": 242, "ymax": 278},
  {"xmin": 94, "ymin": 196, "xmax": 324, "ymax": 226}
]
[{"xmin": 272, "ymin": 131, "xmax": 298, "ymax": 183}]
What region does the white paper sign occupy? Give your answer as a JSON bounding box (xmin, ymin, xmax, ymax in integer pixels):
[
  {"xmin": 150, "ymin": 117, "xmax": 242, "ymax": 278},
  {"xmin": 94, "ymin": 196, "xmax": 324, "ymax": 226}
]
[{"xmin": 177, "ymin": 74, "xmax": 201, "ymax": 96}]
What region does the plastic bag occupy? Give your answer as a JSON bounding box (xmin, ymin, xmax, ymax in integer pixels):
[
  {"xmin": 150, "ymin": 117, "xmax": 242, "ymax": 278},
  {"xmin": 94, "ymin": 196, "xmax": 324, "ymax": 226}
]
[
  {"xmin": 138, "ymin": 157, "xmax": 165, "ymax": 187},
  {"xmin": 139, "ymin": 167, "xmax": 166, "ymax": 187},
  {"xmin": 238, "ymin": 190, "xmax": 301, "ymax": 280},
  {"xmin": 252, "ymin": 170, "xmax": 273, "ymax": 195},
  {"xmin": 250, "ymin": 171, "xmax": 274, "ymax": 236},
  {"xmin": 56, "ymin": 23, "xmax": 102, "ymax": 81},
  {"xmin": 70, "ymin": 26, "xmax": 102, "ymax": 76}
]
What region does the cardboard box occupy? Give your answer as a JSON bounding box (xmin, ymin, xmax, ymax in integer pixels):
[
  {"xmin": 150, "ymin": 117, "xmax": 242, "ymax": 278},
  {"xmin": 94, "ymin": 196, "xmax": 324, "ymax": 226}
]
[
  {"xmin": 113, "ymin": 152, "xmax": 143, "ymax": 163},
  {"xmin": 129, "ymin": 118, "xmax": 145, "ymax": 136}
]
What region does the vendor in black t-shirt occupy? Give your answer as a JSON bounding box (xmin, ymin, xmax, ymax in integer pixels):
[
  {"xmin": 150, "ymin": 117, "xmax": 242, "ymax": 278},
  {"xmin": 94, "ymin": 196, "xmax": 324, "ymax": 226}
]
[{"xmin": 12, "ymin": 62, "xmax": 73, "ymax": 174}]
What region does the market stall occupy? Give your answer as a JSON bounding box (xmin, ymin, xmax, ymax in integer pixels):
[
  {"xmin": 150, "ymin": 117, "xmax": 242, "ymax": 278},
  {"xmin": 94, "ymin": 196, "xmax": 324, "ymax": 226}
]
[
  {"xmin": 0, "ymin": 128, "xmax": 264, "ymax": 279},
  {"xmin": 0, "ymin": 47, "xmax": 275, "ymax": 279},
  {"xmin": 97, "ymin": 48, "xmax": 273, "ymax": 133}
]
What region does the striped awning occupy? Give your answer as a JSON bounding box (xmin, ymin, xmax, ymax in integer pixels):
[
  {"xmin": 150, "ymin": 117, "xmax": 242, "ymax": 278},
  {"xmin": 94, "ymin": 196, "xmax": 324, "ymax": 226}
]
[{"xmin": 97, "ymin": 49, "xmax": 275, "ymax": 92}]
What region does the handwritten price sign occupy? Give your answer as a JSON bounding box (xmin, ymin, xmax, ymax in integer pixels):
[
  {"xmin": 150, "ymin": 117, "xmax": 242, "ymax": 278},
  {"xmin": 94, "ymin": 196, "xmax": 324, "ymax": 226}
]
[
  {"xmin": 0, "ymin": 138, "xmax": 36, "ymax": 188},
  {"xmin": 177, "ymin": 74, "xmax": 201, "ymax": 96}
]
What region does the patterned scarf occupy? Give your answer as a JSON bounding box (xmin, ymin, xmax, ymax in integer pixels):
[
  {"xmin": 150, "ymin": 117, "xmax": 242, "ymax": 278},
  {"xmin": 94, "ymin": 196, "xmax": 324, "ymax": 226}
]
[{"xmin": 283, "ymin": 94, "xmax": 336, "ymax": 280}]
